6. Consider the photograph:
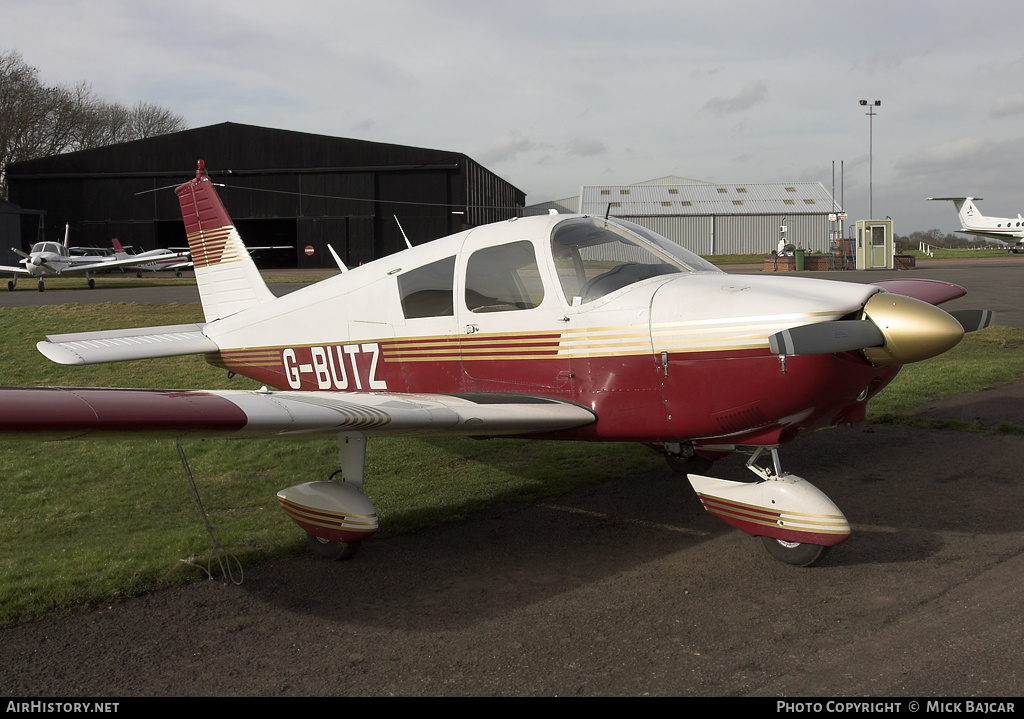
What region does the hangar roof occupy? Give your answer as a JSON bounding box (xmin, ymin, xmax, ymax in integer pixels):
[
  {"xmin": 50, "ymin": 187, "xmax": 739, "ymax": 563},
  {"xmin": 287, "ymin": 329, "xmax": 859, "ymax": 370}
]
[{"xmin": 580, "ymin": 182, "xmax": 840, "ymax": 216}]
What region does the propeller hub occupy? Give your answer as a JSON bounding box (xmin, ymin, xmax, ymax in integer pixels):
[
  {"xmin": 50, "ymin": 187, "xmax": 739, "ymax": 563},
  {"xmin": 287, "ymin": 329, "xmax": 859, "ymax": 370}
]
[{"xmin": 860, "ymin": 292, "xmax": 964, "ymax": 366}]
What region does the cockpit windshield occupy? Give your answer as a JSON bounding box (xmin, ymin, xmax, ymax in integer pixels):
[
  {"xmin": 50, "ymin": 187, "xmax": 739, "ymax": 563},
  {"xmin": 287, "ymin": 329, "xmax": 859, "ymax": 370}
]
[
  {"xmin": 30, "ymin": 242, "xmax": 64, "ymax": 255},
  {"xmin": 550, "ymin": 217, "xmax": 719, "ymax": 305}
]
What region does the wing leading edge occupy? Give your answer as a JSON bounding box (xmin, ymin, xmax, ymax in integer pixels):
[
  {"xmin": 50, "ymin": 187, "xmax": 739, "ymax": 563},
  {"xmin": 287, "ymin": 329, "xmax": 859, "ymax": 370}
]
[{"xmin": 0, "ymin": 386, "xmax": 596, "ymax": 440}]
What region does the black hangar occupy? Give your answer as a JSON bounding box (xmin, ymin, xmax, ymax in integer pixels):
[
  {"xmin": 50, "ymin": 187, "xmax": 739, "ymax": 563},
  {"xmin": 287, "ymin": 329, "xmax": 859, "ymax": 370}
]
[{"xmin": 4, "ymin": 122, "xmax": 525, "ymax": 269}]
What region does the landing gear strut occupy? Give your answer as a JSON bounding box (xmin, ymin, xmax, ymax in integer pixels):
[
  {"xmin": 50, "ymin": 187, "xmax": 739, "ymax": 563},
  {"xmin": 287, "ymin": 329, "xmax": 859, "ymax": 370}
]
[
  {"xmin": 745, "ymin": 448, "xmax": 829, "ymax": 566},
  {"xmin": 663, "ymin": 442, "xmax": 713, "ymax": 475}
]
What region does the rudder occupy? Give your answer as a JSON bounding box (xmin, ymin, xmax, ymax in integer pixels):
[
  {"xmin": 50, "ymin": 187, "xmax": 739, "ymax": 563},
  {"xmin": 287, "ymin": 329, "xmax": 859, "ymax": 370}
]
[{"xmin": 175, "ymin": 160, "xmax": 275, "ymax": 322}]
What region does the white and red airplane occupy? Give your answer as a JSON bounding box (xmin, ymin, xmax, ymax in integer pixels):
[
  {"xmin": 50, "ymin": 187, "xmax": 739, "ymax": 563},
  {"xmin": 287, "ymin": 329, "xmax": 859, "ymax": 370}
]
[
  {"xmin": 3, "ymin": 227, "xmax": 191, "ymax": 290},
  {"xmin": 929, "ymin": 197, "xmax": 1024, "ymax": 252},
  {"xmin": 110, "ymin": 238, "xmax": 192, "ymax": 276},
  {"xmin": 0, "ymin": 162, "xmax": 993, "ymax": 566}
]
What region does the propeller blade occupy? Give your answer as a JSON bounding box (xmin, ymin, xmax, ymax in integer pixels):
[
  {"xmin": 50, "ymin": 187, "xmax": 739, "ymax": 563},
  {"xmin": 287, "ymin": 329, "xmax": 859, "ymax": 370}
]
[
  {"xmin": 768, "ymin": 320, "xmax": 885, "ymax": 356},
  {"xmin": 946, "ymin": 309, "xmax": 994, "ymax": 333}
]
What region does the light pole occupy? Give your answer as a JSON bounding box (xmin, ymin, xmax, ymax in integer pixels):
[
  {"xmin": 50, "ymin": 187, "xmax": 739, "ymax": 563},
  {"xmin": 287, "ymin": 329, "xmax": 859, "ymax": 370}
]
[{"xmin": 859, "ymin": 100, "xmax": 880, "ymax": 219}]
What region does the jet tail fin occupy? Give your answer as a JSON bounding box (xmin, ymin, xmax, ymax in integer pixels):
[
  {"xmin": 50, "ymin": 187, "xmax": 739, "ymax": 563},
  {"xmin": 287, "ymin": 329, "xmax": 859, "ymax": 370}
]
[
  {"xmin": 175, "ymin": 161, "xmax": 275, "ymax": 322},
  {"xmin": 928, "ymin": 197, "xmax": 982, "ymax": 228}
]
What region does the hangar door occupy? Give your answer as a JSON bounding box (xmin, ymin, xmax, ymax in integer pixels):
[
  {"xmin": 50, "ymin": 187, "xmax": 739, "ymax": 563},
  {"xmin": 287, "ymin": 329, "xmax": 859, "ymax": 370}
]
[{"xmin": 297, "ymin": 216, "xmax": 375, "ymax": 269}]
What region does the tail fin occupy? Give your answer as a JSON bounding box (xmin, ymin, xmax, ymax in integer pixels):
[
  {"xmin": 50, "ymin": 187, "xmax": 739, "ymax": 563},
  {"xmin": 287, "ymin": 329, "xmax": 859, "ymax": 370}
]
[
  {"xmin": 175, "ymin": 161, "xmax": 275, "ymax": 322},
  {"xmin": 929, "ymin": 197, "xmax": 983, "ymax": 228},
  {"xmin": 111, "ymin": 238, "xmax": 125, "ymax": 254}
]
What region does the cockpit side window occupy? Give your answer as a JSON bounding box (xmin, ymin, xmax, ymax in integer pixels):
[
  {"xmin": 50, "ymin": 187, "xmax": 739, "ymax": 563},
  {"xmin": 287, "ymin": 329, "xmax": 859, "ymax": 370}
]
[
  {"xmin": 465, "ymin": 240, "xmax": 544, "ymax": 313},
  {"xmin": 398, "ymin": 256, "xmax": 456, "ymax": 319},
  {"xmin": 550, "ymin": 218, "xmax": 690, "ymax": 305}
]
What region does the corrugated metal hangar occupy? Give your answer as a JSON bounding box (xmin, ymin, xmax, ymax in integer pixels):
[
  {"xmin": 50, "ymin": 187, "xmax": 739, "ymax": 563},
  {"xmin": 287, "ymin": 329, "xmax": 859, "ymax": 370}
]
[
  {"xmin": 4, "ymin": 123, "xmax": 525, "ymax": 269},
  {"xmin": 530, "ymin": 176, "xmax": 843, "ymax": 256}
]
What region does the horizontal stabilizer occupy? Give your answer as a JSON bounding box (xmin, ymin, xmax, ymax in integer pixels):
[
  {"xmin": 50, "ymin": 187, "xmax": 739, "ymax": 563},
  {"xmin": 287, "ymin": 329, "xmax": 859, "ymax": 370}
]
[
  {"xmin": 38, "ymin": 324, "xmax": 219, "ymax": 365},
  {"xmin": 768, "ymin": 320, "xmax": 884, "ymax": 356}
]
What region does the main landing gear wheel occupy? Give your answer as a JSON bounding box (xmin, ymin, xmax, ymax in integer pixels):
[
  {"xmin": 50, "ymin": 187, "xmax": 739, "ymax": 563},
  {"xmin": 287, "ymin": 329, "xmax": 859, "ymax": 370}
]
[
  {"xmin": 306, "ymin": 533, "xmax": 362, "ymax": 561},
  {"xmin": 665, "ymin": 452, "xmax": 713, "ymax": 475},
  {"xmin": 759, "ymin": 536, "xmax": 829, "ymax": 567},
  {"xmin": 87, "ymin": 278, "xmax": 95, "ymax": 289}
]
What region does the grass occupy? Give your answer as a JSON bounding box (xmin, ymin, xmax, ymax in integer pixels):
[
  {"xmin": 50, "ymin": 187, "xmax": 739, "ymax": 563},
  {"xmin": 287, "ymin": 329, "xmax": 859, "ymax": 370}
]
[
  {"xmin": 4, "ymin": 270, "xmax": 334, "ymax": 293},
  {"xmin": 903, "ymin": 248, "xmax": 1024, "ymax": 260},
  {"xmin": 0, "ymin": 303, "xmax": 1022, "ymax": 627},
  {"xmin": 865, "ymin": 325, "xmax": 1024, "ymax": 429}
]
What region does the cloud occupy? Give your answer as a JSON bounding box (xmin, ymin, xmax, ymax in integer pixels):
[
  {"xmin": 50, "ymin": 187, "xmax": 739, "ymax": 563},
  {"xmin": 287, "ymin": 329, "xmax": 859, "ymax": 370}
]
[
  {"xmin": 990, "ymin": 93, "xmax": 1024, "ymax": 119},
  {"xmin": 475, "ymin": 130, "xmax": 537, "ymax": 165},
  {"xmin": 702, "ymin": 81, "xmax": 768, "ymax": 117},
  {"xmin": 566, "ymin": 137, "xmax": 607, "ymax": 158},
  {"xmin": 895, "ymin": 137, "xmax": 1010, "ymax": 177}
]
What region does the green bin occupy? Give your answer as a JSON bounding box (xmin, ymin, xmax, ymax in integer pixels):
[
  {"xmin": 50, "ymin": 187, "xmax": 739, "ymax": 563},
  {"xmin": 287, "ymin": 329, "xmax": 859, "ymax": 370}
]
[{"xmin": 794, "ymin": 248, "xmax": 805, "ymax": 271}]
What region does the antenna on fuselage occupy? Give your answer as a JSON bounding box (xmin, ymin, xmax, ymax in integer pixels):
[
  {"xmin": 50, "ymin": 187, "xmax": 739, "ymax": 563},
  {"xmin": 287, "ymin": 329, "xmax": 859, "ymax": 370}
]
[
  {"xmin": 394, "ymin": 216, "xmax": 413, "ymax": 249},
  {"xmin": 327, "ymin": 244, "xmax": 348, "ymax": 273}
]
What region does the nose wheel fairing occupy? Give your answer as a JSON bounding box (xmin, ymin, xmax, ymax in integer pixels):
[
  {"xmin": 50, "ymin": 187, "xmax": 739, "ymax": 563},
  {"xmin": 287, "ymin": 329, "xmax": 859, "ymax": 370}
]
[
  {"xmin": 686, "ymin": 447, "xmax": 851, "ymax": 551},
  {"xmin": 687, "ymin": 472, "xmax": 850, "ymax": 547}
]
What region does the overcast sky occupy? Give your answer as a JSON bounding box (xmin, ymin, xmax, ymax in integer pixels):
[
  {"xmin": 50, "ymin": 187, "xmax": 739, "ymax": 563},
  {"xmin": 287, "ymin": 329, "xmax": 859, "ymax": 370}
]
[{"xmin": 5, "ymin": 0, "xmax": 1024, "ymax": 237}]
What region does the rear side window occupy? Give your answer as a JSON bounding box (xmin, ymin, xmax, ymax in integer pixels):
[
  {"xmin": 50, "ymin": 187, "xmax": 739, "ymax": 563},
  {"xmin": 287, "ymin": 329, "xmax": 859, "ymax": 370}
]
[
  {"xmin": 398, "ymin": 256, "xmax": 456, "ymax": 318},
  {"xmin": 465, "ymin": 240, "xmax": 545, "ymax": 313}
]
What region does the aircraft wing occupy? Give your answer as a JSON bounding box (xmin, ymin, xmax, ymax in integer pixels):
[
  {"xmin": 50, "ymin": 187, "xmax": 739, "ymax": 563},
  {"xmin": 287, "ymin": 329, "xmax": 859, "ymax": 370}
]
[
  {"xmin": 0, "ymin": 264, "xmax": 30, "ymax": 275},
  {"xmin": 58, "ymin": 255, "xmax": 178, "ymax": 274},
  {"xmin": 871, "ymin": 278, "xmax": 966, "ymax": 305},
  {"xmin": 0, "ymin": 386, "xmax": 596, "ymax": 440}
]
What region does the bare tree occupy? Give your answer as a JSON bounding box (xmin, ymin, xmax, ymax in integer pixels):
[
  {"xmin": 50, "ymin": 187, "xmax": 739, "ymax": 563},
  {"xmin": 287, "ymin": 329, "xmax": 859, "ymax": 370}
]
[
  {"xmin": 1, "ymin": 49, "xmax": 188, "ymax": 199},
  {"xmin": 126, "ymin": 100, "xmax": 187, "ymax": 140},
  {"xmin": 0, "ymin": 50, "xmax": 50, "ymax": 171}
]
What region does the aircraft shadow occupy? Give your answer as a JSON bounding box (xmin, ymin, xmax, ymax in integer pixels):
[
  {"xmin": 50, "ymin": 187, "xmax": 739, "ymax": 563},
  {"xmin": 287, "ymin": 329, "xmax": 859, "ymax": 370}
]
[{"xmin": 239, "ymin": 423, "xmax": 1024, "ymax": 631}]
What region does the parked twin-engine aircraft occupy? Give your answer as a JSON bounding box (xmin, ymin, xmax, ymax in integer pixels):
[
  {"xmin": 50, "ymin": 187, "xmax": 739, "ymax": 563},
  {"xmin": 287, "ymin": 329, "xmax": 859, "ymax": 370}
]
[
  {"xmin": 929, "ymin": 197, "xmax": 1024, "ymax": 252},
  {"xmin": 2, "ymin": 230, "xmax": 191, "ymax": 290},
  {"xmin": 0, "ymin": 162, "xmax": 993, "ymax": 567}
]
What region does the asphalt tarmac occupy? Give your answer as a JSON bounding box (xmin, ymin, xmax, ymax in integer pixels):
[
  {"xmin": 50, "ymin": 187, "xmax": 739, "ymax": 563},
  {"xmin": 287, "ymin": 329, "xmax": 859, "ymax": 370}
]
[{"xmin": 1, "ymin": 258, "xmax": 1022, "ymax": 697}]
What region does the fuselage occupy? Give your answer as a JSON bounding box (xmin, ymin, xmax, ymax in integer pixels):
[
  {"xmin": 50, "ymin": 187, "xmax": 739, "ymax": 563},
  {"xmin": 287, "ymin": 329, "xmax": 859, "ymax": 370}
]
[
  {"xmin": 19, "ymin": 242, "xmax": 77, "ymax": 276},
  {"xmin": 202, "ymin": 214, "xmax": 898, "ymax": 445}
]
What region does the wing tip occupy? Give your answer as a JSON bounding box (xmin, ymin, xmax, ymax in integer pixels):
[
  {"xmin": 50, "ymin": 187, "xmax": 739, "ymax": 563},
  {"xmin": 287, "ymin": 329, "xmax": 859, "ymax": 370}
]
[{"xmin": 36, "ymin": 340, "xmax": 85, "ymax": 366}]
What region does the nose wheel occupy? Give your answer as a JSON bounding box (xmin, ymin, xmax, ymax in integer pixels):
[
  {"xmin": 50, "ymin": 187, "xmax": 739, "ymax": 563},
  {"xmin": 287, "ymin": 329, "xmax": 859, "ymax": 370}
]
[
  {"xmin": 306, "ymin": 534, "xmax": 362, "ymax": 561},
  {"xmin": 760, "ymin": 536, "xmax": 830, "ymax": 567}
]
